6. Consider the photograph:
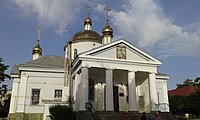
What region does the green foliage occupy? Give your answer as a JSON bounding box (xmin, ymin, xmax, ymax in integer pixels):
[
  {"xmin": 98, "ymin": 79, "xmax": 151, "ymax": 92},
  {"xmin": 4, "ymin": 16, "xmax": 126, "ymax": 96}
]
[
  {"xmin": 170, "ymin": 77, "xmax": 200, "ymax": 118},
  {"xmin": 169, "ymin": 88, "xmax": 200, "ymax": 117},
  {"xmin": 0, "ymin": 94, "xmax": 11, "ymax": 117},
  {"xmin": 0, "ymin": 57, "xmax": 11, "ymax": 83},
  {"xmin": 176, "ymin": 78, "xmax": 200, "ymax": 89},
  {"xmin": 169, "ymin": 95, "xmax": 189, "ymax": 115},
  {"xmin": 49, "ymin": 105, "xmax": 73, "ymax": 120},
  {"xmin": 189, "ymin": 89, "xmax": 200, "ymax": 117}
]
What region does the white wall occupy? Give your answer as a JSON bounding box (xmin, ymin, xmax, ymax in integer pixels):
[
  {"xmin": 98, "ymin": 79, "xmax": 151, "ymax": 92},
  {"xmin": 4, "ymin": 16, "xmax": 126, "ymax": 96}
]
[
  {"xmin": 9, "ymin": 78, "xmax": 20, "ymax": 113},
  {"xmin": 65, "ymin": 41, "xmax": 102, "ymax": 59},
  {"xmin": 118, "ymin": 85, "xmax": 128, "ymax": 111},
  {"xmin": 136, "ymin": 72, "xmax": 150, "ymax": 113},
  {"xmin": 10, "ymin": 70, "xmax": 64, "ymax": 115},
  {"xmin": 156, "ymin": 79, "xmax": 169, "ymax": 112}
]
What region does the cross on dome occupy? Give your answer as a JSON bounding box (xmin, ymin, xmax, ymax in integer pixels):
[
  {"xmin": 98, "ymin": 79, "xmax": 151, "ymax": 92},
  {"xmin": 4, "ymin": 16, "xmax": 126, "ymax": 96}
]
[
  {"xmin": 86, "ymin": 0, "xmax": 91, "ymax": 16},
  {"xmin": 37, "ymin": 29, "xmax": 41, "ymax": 43},
  {"xmin": 103, "ymin": 5, "xmax": 111, "ymax": 21}
]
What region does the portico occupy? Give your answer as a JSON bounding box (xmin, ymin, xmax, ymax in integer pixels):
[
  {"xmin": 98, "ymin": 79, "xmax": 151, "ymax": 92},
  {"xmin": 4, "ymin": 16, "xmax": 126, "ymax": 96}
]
[{"xmin": 72, "ymin": 40, "xmax": 162, "ymax": 113}]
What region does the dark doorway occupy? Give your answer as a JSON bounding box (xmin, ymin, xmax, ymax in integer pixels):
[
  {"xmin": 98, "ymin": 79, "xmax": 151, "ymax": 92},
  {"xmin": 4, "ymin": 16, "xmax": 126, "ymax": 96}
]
[{"xmin": 113, "ymin": 86, "xmax": 119, "ymax": 112}]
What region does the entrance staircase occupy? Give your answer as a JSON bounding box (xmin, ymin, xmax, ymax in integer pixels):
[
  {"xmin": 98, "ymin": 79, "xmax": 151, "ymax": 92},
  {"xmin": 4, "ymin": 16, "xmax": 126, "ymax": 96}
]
[
  {"xmin": 97, "ymin": 112, "xmax": 142, "ymax": 120},
  {"xmin": 80, "ymin": 102, "xmax": 177, "ymax": 120}
]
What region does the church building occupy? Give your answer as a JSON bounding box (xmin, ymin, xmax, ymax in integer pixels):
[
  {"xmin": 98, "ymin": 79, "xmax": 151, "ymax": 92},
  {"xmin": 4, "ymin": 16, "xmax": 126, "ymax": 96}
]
[{"xmin": 8, "ymin": 6, "xmax": 169, "ymax": 120}]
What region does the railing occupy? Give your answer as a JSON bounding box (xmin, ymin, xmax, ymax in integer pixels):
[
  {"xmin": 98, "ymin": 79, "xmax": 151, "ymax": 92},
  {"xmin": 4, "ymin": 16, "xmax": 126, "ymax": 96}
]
[
  {"xmin": 156, "ymin": 103, "xmax": 177, "ymax": 120},
  {"xmin": 155, "ymin": 103, "xmax": 170, "ymax": 112},
  {"xmin": 85, "ymin": 102, "xmax": 101, "ymax": 120}
]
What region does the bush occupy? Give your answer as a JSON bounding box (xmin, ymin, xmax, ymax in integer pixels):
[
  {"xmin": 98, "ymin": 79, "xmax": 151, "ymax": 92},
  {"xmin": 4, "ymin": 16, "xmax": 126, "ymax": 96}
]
[{"xmin": 49, "ymin": 105, "xmax": 73, "ymax": 120}]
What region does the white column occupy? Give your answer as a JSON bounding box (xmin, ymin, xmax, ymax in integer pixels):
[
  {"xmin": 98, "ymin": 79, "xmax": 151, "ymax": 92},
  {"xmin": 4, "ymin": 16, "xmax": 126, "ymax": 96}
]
[
  {"xmin": 163, "ymin": 81, "xmax": 169, "ymax": 112},
  {"xmin": 128, "ymin": 71, "xmax": 138, "ymax": 111},
  {"xmin": 79, "ymin": 67, "xmax": 89, "ymax": 110},
  {"xmin": 105, "ymin": 69, "xmax": 114, "ymax": 111},
  {"xmin": 9, "ymin": 79, "xmax": 20, "ymax": 113},
  {"xmin": 16, "ymin": 74, "xmax": 28, "ymax": 112},
  {"xmin": 149, "ymin": 72, "xmax": 158, "ymax": 111}
]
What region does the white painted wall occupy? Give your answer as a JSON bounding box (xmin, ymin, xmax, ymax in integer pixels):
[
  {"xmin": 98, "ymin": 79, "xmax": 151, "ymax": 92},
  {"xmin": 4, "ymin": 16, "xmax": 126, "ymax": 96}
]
[
  {"xmin": 65, "ymin": 41, "xmax": 102, "ymax": 59},
  {"xmin": 118, "ymin": 85, "xmax": 128, "ymax": 111},
  {"xmin": 89, "ymin": 43, "xmax": 153, "ymax": 62},
  {"xmin": 9, "ymin": 69, "xmax": 64, "ymax": 118},
  {"xmin": 9, "ymin": 78, "xmax": 20, "ymax": 113},
  {"xmin": 156, "ymin": 78, "xmax": 169, "ymax": 112},
  {"xmin": 94, "ymin": 83, "xmax": 105, "ymax": 111},
  {"xmin": 137, "ymin": 72, "xmax": 150, "ymax": 113}
]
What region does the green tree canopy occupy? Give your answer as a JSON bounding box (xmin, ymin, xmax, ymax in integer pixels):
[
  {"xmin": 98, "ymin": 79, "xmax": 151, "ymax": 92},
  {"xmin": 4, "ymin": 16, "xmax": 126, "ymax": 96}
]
[
  {"xmin": 176, "ymin": 78, "xmax": 200, "ymax": 88},
  {"xmin": 0, "ymin": 57, "xmax": 11, "ymax": 83},
  {"xmin": 0, "ymin": 57, "xmax": 11, "ymax": 97}
]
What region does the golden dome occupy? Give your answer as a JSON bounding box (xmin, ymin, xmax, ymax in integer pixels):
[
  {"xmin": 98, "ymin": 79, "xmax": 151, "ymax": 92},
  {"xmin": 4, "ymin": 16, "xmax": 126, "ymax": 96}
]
[
  {"xmin": 102, "ymin": 21, "xmax": 113, "ymax": 37},
  {"xmin": 32, "ymin": 42, "xmax": 42, "ymax": 55},
  {"xmin": 64, "ymin": 30, "xmax": 102, "ymax": 50},
  {"xmin": 72, "ymin": 30, "xmax": 102, "ymax": 43},
  {"xmin": 84, "ymin": 16, "xmax": 92, "ymax": 26}
]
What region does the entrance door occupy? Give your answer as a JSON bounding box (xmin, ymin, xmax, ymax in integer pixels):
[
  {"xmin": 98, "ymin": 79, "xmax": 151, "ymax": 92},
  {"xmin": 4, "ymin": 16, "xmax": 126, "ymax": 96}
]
[{"xmin": 113, "ymin": 86, "xmax": 119, "ymax": 112}]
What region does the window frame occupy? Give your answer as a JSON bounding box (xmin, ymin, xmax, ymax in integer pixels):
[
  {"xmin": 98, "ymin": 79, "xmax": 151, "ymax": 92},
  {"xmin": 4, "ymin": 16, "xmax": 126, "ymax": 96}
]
[
  {"xmin": 31, "ymin": 88, "xmax": 40, "ymax": 105},
  {"xmin": 54, "ymin": 89, "xmax": 62, "ymax": 99}
]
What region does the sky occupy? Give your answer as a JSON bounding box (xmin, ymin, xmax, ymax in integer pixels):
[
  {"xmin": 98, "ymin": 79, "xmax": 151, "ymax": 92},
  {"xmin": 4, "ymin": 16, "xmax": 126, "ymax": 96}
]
[{"xmin": 0, "ymin": 0, "xmax": 200, "ymax": 90}]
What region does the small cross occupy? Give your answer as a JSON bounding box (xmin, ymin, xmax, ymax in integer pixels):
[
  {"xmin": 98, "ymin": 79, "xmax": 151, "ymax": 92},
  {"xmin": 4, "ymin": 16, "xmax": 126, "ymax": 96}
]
[
  {"xmin": 86, "ymin": 0, "xmax": 91, "ymax": 16},
  {"xmin": 103, "ymin": 6, "xmax": 111, "ymax": 21},
  {"xmin": 37, "ymin": 29, "xmax": 41, "ymax": 42}
]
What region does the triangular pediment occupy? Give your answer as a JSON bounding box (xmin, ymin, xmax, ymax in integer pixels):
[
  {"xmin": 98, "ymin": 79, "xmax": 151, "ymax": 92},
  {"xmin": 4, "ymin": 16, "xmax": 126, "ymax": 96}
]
[{"xmin": 79, "ymin": 39, "xmax": 161, "ymax": 64}]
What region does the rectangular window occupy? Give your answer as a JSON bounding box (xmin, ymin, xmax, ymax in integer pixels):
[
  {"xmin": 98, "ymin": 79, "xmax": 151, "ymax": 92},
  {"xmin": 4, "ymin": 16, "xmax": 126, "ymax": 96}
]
[
  {"xmin": 31, "ymin": 89, "xmax": 40, "ymax": 105},
  {"xmin": 54, "ymin": 89, "xmax": 62, "ymax": 99}
]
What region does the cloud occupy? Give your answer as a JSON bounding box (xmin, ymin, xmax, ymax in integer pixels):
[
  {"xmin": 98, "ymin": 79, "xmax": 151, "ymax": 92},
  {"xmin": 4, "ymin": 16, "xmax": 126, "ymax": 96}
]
[
  {"xmin": 11, "ymin": 0, "xmax": 80, "ymax": 34},
  {"xmin": 11, "ymin": 0, "xmax": 200, "ymax": 57},
  {"xmin": 109, "ymin": 0, "xmax": 200, "ymax": 58}
]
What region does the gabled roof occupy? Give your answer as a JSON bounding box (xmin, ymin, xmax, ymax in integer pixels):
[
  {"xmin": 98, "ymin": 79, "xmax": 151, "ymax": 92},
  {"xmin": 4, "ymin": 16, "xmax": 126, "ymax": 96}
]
[
  {"xmin": 78, "ymin": 39, "xmax": 162, "ymax": 65},
  {"xmin": 168, "ymin": 86, "xmax": 198, "ymax": 96},
  {"xmin": 11, "ymin": 55, "xmax": 64, "ymax": 75},
  {"xmin": 11, "ymin": 65, "xmax": 19, "ymax": 75}
]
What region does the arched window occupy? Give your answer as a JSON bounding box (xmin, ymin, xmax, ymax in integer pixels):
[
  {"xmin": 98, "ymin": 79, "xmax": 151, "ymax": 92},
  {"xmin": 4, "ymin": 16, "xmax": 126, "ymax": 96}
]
[{"xmin": 89, "ymin": 79, "xmax": 95, "ymax": 101}]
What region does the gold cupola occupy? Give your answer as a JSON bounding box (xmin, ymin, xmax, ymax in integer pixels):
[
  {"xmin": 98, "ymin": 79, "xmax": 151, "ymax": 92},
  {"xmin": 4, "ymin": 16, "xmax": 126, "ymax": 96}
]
[
  {"xmin": 84, "ymin": 15, "xmax": 92, "ymax": 30},
  {"xmin": 102, "ymin": 6, "xmax": 113, "ymax": 44},
  {"xmin": 102, "ymin": 20, "xmax": 113, "ymax": 38},
  {"xmin": 84, "ymin": 16, "xmax": 92, "ymax": 26},
  {"xmin": 32, "ymin": 29, "xmax": 42, "ymax": 60}
]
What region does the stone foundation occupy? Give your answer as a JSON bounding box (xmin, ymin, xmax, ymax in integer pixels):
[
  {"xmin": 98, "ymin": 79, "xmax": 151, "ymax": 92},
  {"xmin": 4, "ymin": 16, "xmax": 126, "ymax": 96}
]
[{"xmin": 7, "ymin": 113, "xmax": 43, "ymax": 120}]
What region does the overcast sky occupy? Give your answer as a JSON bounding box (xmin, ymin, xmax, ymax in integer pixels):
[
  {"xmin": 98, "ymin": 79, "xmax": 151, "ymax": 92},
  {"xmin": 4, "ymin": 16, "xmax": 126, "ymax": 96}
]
[{"xmin": 0, "ymin": 0, "xmax": 200, "ymax": 89}]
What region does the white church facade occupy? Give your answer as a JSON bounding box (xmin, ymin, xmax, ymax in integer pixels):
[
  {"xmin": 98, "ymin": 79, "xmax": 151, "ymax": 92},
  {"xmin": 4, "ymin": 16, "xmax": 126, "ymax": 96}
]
[{"xmin": 8, "ymin": 12, "xmax": 169, "ymax": 120}]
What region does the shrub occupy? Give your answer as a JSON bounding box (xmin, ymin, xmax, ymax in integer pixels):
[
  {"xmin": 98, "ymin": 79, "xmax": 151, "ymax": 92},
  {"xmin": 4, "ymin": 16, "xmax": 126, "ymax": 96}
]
[{"xmin": 49, "ymin": 105, "xmax": 73, "ymax": 120}]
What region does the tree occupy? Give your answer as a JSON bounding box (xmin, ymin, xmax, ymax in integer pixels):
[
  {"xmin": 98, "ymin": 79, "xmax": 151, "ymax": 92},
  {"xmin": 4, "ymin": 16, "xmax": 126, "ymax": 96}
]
[
  {"xmin": 189, "ymin": 88, "xmax": 200, "ymax": 117},
  {"xmin": 0, "ymin": 57, "xmax": 11, "ymax": 83},
  {"xmin": 176, "ymin": 78, "xmax": 200, "ymax": 89},
  {"xmin": 49, "ymin": 105, "xmax": 73, "ymax": 120},
  {"xmin": 169, "ymin": 78, "xmax": 200, "ymax": 118},
  {"xmin": 194, "ymin": 77, "xmax": 200, "ymax": 87},
  {"xmin": 0, "ymin": 57, "xmax": 10, "ymax": 97},
  {"xmin": 176, "ymin": 79, "xmax": 194, "ymax": 88},
  {"xmin": 0, "ymin": 57, "xmax": 11, "ymax": 117}
]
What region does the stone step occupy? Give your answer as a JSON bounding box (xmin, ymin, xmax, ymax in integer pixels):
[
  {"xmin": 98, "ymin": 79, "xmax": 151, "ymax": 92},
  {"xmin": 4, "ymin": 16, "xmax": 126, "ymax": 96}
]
[
  {"xmin": 77, "ymin": 111, "xmax": 176, "ymax": 120},
  {"xmin": 96, "ymin": 111, "xmax": 142, "ymax": 120}
]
